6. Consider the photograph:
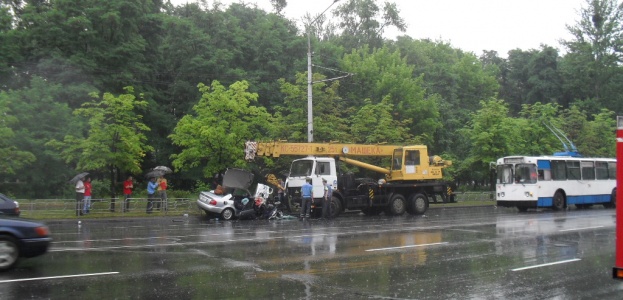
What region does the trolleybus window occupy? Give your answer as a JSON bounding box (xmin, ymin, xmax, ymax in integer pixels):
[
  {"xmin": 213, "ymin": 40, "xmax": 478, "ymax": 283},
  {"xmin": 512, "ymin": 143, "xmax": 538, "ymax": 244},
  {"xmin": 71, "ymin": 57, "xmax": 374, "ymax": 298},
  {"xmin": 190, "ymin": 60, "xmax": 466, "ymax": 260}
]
[
  {"xmin": 596, "ymin": 161, "xmax": 609, "ymax": 179},
  {"xmin": 581, "ymin": 161, "xmax": 595, "ymax": 180},
  {"xmin": 551, "ymin": 160, "xmax": 566, "ymax": 180},
  {"xmin": 497, "ymin": 165, "xmax": 513, "ymax": 184},
  {"xmin": 609, "ymin": 162, "xmax": 617, "ymax": 179},
  {"xmin": 567, "ymin": 161, "xmax": 581, "ymax": 180},
  {"xmin": 514, "ymin": 164, "xmax": 537, "ymax": 184}
]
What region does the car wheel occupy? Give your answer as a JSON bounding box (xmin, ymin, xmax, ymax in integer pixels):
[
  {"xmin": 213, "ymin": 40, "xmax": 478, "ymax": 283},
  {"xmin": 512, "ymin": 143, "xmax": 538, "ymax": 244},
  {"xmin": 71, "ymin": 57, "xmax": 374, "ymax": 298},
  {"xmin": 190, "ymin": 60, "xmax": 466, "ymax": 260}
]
[
  {"xmin": 0, "ymin": 235, "xmax": 20, "ymax": 271},
  {"xmin": 221, "ymin": 208, "xmax": 235, "ymax": 220}
]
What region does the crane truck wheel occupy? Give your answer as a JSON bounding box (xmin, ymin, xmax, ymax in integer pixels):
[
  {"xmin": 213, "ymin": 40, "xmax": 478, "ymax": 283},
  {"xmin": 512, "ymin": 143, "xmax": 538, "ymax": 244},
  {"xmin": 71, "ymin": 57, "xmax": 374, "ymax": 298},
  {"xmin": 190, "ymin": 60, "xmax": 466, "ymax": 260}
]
[
  {"xmin": 329, "ymin": 196, "xmax": 342, "ymax": 218},
  {"xmin": 407, "ymin": 193, "xmax": 429, "ymax": 215},
  {"xmin": 386, "ymin": 194, "xmax": 407, "ymax": 216}
]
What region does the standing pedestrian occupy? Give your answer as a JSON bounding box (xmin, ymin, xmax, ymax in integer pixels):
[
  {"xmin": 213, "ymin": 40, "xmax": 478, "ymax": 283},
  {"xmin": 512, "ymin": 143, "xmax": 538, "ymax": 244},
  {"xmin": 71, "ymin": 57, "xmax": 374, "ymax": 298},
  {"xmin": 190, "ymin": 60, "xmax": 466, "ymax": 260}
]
[
  {"xmin": 75, "ymin": 176, "xmax": 85, "ymax": 216},
  {"xmin": 146, "ymin": 177, "xmax": 158, "ymax": 213},
  {"xmin": 83, "ymin": 177, "xmax": 92, "ymax": 214},
  {"xmin": 157, "ymin": 175, "xmax": 168, "ymax": 211},
  {"xmin": 300, "ymin": 178, "xmax": 313, "ymax": 218},
  {"xmin": 123, "ymin": 176, "xmax": 134, "ymax": 212},
  {"xmin": 277, "ymin": 178, "xmax": 291, "ymax": 213},
  {"xmin": 321, "ymin": 178, "xmax": 333, "ymax": 219}
]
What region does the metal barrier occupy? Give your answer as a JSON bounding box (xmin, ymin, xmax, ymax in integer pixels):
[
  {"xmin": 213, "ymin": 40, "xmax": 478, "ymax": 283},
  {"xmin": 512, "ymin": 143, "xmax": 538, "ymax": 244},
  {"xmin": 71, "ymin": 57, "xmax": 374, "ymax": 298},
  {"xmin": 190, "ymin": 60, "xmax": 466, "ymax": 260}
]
[
  {"xmin": 452, "ymin": 191, "xmax": 495, "ymax": 202},
  {"xmin": 16, "ymin": 197, "xmax": 201, "ymax": 217},
  {"xmin": 15, "ymin": 192, "xmax": 494, "ymax": 218}
]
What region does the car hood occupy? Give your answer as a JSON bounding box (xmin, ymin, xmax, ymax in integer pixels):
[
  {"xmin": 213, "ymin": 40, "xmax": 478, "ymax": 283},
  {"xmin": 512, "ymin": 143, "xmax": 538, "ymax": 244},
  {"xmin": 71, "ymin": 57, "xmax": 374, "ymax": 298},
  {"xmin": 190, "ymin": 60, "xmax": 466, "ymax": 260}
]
[{"xmin": 222, "ymin": 168, "xmax": 254, "ymax": 189}]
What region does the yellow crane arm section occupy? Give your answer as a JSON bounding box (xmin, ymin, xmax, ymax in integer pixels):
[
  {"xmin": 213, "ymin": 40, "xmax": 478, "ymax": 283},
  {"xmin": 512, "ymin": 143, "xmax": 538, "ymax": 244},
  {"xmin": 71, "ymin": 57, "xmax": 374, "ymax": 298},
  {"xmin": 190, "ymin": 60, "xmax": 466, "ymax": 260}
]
[{"xmin": 245, "ymin": 141, "xmax": 398, "ymax": 160}]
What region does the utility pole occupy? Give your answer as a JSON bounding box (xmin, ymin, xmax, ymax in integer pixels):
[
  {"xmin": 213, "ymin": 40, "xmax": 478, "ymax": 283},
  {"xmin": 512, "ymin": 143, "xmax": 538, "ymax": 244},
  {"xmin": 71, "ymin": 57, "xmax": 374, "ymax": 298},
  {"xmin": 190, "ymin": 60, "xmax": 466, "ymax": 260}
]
[{"xmin": 307, "ymin": 0, "xmax": 340, "ymax": 143}]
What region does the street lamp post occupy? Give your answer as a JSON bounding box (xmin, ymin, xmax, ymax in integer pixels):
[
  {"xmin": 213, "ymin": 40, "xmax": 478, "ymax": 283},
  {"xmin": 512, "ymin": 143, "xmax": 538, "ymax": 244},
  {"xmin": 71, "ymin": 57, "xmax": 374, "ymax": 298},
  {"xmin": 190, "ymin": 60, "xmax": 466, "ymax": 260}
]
[{"xmin": 307, "ymin": 0, "xmax": 340, "ymax": 143}]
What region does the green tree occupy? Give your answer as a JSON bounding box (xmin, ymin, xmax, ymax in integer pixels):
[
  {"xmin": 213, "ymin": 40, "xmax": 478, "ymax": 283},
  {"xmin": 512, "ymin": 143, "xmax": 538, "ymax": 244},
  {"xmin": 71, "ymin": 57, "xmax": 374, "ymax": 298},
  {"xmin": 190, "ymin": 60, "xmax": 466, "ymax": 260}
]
[
  {"xmin": 0, "ymin": 92, "xmax": 36, "ymax": 175},
  {"xmin": 340, "ymin": 46, "xmax": 441, "ymax": 145},
  {"xmin": 561, "ymin": 0, "xmax": 623, "ymax": 112},
  {"xmin": 333, "ymin": 0, "xmax": 406, "ymax": 50},
  {"xmin": 2, "ymin": 77, "xmax": 75, "ymax": 198},
  {"xmin": 170, "ymin": 80, "xmax": 274, "ymax": 179},
  {"xmin": 582, "ymin": 108, "xmax": 616, "ymax": 157},
  {"xmin": 461, "ymin": 98, "xmax": 519, "ymax": 185},
  {"xmin": 516, "ymin": 102, "xmax": 563, "ymax": 156},
  {"xmin": 350, "ymin": 97, "xmax": 412, "ymax": 144},
  {"xmin": 50, "ymin": 86, "xmax": 152, "ymax": 198},
  {"xmin": 561, "ymin": 105, "xmax": 616, "ymax": 157},
  {"xmin": 275, "ymin": 72, "xmax": 350, "ymax": 142},
  {"xmin": 483, "ymin": 46, "xmax": 562, "ymax": 114}
]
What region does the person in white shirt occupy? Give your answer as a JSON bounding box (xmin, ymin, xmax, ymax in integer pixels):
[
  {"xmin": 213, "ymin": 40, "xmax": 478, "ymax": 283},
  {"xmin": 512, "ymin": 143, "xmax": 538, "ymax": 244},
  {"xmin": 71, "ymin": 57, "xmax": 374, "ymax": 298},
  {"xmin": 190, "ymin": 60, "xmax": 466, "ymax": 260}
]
[{"xmin": 75, "ymin": 177, "xmax": 85, "ymax": 216}]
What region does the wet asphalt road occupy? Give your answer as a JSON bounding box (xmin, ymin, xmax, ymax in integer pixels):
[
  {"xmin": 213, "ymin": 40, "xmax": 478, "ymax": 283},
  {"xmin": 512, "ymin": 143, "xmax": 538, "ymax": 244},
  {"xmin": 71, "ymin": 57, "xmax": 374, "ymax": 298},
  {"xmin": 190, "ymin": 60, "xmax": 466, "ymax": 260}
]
[{"xmin": 0, "ymin": 206, "xmax": 622, "ymax": 299}]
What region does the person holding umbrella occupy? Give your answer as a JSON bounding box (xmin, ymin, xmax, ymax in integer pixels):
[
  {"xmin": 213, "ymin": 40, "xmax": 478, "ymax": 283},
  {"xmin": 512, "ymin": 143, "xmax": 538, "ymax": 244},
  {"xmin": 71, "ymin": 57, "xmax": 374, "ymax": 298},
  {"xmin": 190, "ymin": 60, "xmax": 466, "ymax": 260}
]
[
  {"xmin": 156, "ymin": 175, "xmax": 168, "ymax": 211},
  {"xmin": 75, "ymin": 176, "xmax": 85, "ymax": 216},
  {"xmin": 146, "ymin": 177, "xmax": 158, "ymax": 213}
]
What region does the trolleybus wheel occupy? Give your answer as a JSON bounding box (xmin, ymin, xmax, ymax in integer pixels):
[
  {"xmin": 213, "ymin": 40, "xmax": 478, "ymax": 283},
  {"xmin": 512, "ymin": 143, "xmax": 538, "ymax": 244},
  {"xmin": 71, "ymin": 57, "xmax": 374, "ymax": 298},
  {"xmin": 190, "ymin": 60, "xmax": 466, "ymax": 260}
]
[
  {"xmin": 605, "ymin": 189, "xmax": 616, "ymax": 209},
  {"xmin": 552, "ymin": 191, "xmax": 566, "ymax": 211}
]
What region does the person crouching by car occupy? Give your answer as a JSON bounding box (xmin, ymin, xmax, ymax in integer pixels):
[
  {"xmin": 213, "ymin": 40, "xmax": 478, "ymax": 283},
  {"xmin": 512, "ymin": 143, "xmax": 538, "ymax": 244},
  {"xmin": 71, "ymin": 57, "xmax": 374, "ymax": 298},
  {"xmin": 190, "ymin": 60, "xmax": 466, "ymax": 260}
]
[{"xmin": 300, "ymin": 178, "xmax": 313, "ymax": 218}]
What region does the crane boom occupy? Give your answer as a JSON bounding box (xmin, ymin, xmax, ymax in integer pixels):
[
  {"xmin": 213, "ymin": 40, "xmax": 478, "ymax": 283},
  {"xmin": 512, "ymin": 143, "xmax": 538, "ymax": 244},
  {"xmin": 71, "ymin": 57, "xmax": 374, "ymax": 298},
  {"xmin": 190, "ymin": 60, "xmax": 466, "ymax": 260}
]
[{"xmin": 245, "ymin": 141, "xmax": 398, "ymax": 160}]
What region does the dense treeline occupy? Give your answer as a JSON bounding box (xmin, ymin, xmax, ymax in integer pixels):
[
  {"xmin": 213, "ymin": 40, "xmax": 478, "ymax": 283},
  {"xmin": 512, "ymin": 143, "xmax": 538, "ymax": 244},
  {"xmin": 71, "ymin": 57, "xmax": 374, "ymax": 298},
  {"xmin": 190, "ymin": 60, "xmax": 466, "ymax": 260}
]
[{"xmin": 0, "ymin": 0, "xmax": 620, "ymax": 198}]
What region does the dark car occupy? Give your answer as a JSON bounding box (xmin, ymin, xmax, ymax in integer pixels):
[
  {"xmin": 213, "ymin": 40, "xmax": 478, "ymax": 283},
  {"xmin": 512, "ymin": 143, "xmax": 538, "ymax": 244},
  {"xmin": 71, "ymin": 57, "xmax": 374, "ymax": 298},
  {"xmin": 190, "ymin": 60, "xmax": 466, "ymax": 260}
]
[
  {"xmin": 0, "ymin": 193, "xmax": 20, "ymax": 217},
  {"xmin": 0, "ymin": 217, "xmax": 52, "ymax": 271}
]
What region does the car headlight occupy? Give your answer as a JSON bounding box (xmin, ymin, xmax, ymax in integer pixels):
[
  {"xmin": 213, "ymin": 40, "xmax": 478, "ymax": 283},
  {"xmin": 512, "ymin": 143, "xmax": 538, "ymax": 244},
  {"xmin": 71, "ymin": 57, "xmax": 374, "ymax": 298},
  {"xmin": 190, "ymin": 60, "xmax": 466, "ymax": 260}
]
[{"xmin": 524, "ymin": 191, "xmax": 533, "ymax": 197}]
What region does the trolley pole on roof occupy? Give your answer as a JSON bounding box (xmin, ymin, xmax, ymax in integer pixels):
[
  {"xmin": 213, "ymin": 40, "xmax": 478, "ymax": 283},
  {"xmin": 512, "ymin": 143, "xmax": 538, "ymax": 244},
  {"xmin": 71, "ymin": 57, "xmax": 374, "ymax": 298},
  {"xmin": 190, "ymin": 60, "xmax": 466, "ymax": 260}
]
[{"xmin": 614, "ymin": 116, "xmax": 623, "ymax": 279}]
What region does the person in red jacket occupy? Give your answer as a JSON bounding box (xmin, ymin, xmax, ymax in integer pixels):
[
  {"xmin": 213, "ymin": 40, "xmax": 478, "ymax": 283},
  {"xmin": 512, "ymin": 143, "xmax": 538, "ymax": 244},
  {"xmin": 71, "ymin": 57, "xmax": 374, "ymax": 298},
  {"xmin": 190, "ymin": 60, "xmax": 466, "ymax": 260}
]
[
  {"xmin": 123, "ymin": 176, "xmax": 134, "ymax": 212},
  {"xmin": 83, "ymin": 177, "xmax": 92, "ymax": 214}
]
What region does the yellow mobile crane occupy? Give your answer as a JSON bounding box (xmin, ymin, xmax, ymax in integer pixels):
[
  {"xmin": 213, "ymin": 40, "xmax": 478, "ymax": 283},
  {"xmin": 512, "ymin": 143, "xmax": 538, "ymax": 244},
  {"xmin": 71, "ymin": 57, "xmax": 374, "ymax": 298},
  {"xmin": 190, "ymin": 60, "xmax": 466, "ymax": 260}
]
[{"xmin": 245, "ymin": 141, "xmax": 454, "ymax": 218}]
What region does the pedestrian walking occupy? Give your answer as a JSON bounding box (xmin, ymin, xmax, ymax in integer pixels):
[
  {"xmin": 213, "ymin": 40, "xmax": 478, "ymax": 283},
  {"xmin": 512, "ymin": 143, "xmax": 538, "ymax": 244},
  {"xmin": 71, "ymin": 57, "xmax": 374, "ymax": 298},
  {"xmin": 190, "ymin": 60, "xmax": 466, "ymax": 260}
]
[
  {"xmin": 83, "ymin": 177, "xmax": 92, "ymax": 214},
  {"xmin": 75, "ymin": 176, "xmax": 85, "ymax": 216},
  {"xmin": 157, "ymin": 175, "xmax": 168, "ymax": 211},
  {"xmin": 146, "ymin": 177, "xmax": 158, "ymax": 213},
  {"xmin": 123, "ymin": 176, "xmax": 134, "ymax": 212},
  {"xmin": 322, "ymin": 178, "xmax": 333, "ymax": 219},
  {"xmin": 300, "ymin": 178, "xmax": 313, "ymax": 218}
]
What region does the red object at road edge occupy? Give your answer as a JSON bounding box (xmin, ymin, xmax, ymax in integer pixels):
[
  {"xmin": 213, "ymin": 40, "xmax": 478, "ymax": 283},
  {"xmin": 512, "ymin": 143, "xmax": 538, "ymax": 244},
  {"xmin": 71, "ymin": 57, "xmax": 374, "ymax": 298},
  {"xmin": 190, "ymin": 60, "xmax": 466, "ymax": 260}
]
[{"xmin": 614, "ymin": 116, "xmax": 623, "ymax": 280}]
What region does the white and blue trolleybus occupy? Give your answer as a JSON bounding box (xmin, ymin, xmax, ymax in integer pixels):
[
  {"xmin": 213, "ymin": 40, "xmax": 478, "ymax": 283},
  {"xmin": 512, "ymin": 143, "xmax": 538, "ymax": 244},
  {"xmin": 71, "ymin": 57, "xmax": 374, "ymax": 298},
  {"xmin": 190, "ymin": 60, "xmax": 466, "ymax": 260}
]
[{"xmin": 495, "ymin": 155, "xmax": 617, "ymax": 211}]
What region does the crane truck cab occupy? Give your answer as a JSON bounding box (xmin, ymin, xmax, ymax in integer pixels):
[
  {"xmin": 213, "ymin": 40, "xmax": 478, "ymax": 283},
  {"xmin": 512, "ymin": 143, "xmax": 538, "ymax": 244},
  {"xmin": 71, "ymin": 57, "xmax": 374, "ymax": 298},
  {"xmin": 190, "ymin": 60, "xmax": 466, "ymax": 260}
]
[{"xmin": 286, "ymin": 156, "xmax": 338, "ymax": 201}]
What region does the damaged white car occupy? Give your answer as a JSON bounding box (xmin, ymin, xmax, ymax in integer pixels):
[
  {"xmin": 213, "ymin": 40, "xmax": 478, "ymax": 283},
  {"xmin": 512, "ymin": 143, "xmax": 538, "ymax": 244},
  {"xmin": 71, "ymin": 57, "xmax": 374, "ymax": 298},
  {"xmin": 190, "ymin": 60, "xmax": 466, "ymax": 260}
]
[{"xmin": 197, "ymin": 168, "xmax": 272, "ymax": 220}]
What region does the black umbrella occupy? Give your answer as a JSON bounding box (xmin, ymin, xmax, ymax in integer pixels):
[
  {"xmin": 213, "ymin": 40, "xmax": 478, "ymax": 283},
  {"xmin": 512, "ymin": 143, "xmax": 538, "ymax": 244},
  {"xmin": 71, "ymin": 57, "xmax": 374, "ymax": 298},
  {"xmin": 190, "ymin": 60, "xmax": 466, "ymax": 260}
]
[
  {"xmin": 69, "ymin": 172, "xmax": 89, "ymax": 184},
  {"xmin": 145, "ymin": 170, "xmax": 165, "ymax": 179}
]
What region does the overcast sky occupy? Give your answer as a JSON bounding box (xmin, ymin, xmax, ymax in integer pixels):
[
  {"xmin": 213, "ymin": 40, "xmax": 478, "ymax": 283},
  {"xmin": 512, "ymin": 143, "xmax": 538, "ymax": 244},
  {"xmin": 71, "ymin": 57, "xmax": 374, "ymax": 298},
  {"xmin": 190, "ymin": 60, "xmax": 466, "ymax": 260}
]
[{"xmin": 172, "ymin": 0, "xmax": 588, "ymax": 56}]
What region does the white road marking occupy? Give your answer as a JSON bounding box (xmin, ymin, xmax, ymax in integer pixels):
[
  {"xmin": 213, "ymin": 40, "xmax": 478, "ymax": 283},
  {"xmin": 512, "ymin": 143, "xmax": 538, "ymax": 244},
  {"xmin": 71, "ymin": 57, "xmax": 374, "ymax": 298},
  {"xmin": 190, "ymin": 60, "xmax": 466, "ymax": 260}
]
[
  {"xmin": 0, "ymin": 272, "xmax": 119, "ymax": 283},
  {"xmin": 511, "ymin": 258, "xmax": 581, "ymax": 271},
  {"xmin": 365, "ymin": 242, "xmax": 448, "ymax": 252},
  {"xmin": 449, "ymin": 229, "xmax": 481, "ymax": 233},
  {"xmin": 559, "ymin": 226, "xmax": 604, "ymax": 232}
]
